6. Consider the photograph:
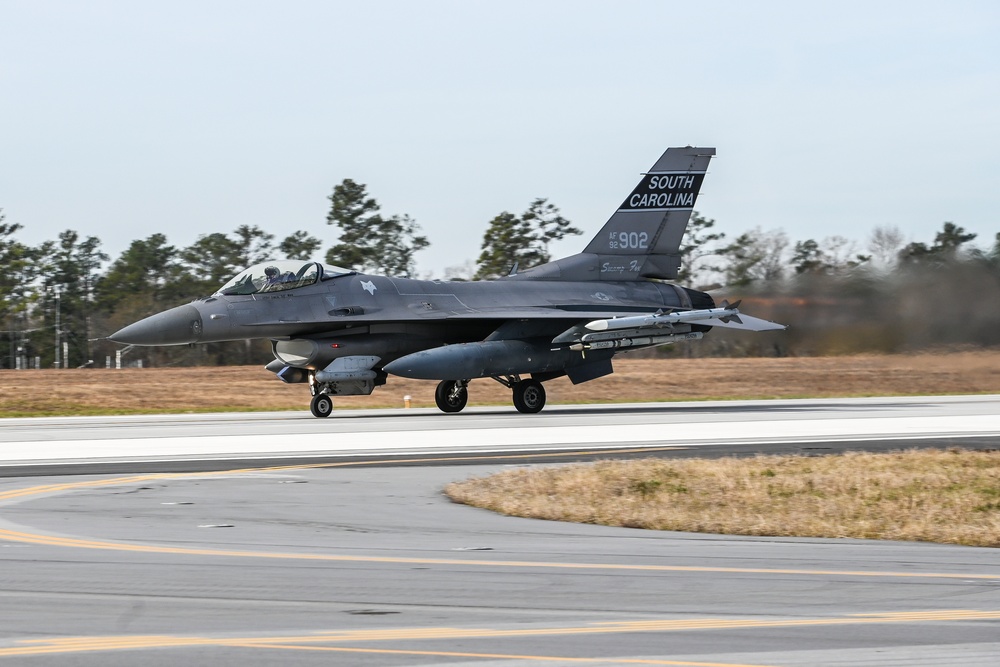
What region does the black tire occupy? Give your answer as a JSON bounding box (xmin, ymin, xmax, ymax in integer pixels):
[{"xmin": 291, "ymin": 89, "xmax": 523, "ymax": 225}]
[
  {"xmin": 310, "ymin": 393, "xmax": 334, "ymax": 418},
  {"xmin": 512, "ymin": 380, "xmax": 546, "ymax": 414},
  {"xmin": 435, "ymin": 380, "xmax": 468, "ymax": 413}
]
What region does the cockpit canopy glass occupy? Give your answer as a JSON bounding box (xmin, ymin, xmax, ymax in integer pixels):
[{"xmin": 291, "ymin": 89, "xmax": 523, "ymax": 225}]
[{"xmin": 215, "ymin": 261, "xmax": 340, "ymax": 296}]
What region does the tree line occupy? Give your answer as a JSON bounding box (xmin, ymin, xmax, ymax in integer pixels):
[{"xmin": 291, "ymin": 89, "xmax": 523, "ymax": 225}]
[
  {"xmin": 674, "ymin": 215, "xmax": 1000, "ymax": 357},
  {"xmin": 0, "ymin": 180, "xmax": 581, "ymax": 369},
  {"xmin": 1, "ymin": 179, "xmax": 998, "ymax": 369}
]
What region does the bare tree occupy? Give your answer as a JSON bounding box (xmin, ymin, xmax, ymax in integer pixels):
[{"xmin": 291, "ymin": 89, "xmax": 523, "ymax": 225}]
[{"xmin": 868, "ymin": 225, "xmax": 905, "ymax": 268}]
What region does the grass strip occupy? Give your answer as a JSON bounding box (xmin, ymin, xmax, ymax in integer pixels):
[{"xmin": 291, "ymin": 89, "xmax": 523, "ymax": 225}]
[{"xmin": 445, "ymin": 449, "xmax": 1000, "ymax": 547}]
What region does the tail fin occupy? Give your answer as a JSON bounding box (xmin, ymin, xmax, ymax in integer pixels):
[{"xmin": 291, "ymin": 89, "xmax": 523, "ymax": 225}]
[
  {"xmin": 586, "ymin": 146, "xmax": 715, "ymax": 279},
  {"xmin": 515, "ymin": 146, "xmax": 715, "ymax": 282}
]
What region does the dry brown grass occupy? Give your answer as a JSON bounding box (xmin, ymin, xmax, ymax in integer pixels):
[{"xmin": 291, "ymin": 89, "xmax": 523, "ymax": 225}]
[
  {"xmin": 445, "ymin": 449, "xmax": 1000, "ymax": 547},
  {"xmin": 1, "ymin": 351, "xmax": 999, "ymax": 417}
]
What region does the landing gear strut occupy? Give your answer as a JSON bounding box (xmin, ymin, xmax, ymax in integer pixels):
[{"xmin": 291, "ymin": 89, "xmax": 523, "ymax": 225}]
[{"xmin": 435, "ymin": 380, "xmax": 469, "ymax": 413}]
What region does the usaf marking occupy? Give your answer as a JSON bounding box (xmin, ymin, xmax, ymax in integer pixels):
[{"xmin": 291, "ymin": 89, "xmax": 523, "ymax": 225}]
[{"xmin": 609, "ymin": 230, "xmax": 649, "ymax": 250}]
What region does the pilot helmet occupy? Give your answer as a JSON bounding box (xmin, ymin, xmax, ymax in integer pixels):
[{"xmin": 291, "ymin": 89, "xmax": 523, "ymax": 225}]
[{"xmin": 264, "ymin": 266, "xmax": 279, "ymax": 278}]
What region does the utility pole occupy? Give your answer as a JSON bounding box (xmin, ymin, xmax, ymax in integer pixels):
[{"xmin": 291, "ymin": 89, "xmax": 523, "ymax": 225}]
[
  {"xmin": 53, "ymin": 285, "xmax": 61, "ymax": 369},
  {"xmin": 18, "ymin": 328, "xmax": 26, "ymax": 370}
]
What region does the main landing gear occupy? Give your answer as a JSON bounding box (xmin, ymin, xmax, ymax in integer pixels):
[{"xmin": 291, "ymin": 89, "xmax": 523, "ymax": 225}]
[
  {"xmin": 433, "ymin": 377, "xmax": 546, "ymax": 414},
  {"xmin": 434, "ymin": 380, "xmax": 469, "ymax": 413},
  {"xmin": 512, "ymin": 379, "xmax": 546, "ymax": 414}
]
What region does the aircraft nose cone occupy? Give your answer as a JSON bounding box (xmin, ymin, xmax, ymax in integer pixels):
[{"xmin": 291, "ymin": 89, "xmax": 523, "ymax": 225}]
[{"xmin": 109, "ymin": 304, "xmax": 203, "ymax": 345}]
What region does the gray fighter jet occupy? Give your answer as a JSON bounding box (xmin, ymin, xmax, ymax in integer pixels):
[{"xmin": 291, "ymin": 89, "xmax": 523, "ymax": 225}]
[{"xmin": 110, "ymin": 146, "xmax": 784, "ymax": 417}]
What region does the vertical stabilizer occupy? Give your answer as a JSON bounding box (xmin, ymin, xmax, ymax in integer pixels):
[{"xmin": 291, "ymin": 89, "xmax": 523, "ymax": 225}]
[
  {"xmin": 585, "ymin": 146, "xmax": 714, "ymax": 280},
  {"xmin": 515, "ymin": 146, "xmax": 715, "ymax": 282}
]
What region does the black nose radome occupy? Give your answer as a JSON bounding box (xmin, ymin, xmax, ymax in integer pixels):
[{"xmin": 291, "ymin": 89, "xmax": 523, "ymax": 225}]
[{"xmin": 109, "ymin": 304, "xmax": 203, "ymax": 346}]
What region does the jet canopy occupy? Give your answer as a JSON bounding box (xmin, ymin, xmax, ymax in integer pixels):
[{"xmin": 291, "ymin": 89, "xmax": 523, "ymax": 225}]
[{"xmin": 215, "ymin": 261, "xmax": 350, "ymax": 296}]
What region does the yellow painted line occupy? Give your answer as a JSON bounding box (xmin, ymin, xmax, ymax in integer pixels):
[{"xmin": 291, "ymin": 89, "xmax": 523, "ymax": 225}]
[
  {"xmin": 7, "ymin": 610, "xmax": 1000, "ymax": 653},
  {"xmin": 1, "ymin": 455, "xmax": 999, "ymax": 581},
  {"xmin": 0, "ymin": 447, "xmax": 681, "ymax": 503},
  {"xmin": 2, "ymin": 611, "xmax": 999, "ymax": 659},
  {"xmin": 0, "ymin": 474, "xmax": 172, "ymax": 502},
  {"xmin": 1, "ymin": 523, "xmax": 997, "ymax": 580},
  {"xmin": 225, "ymin": 643, "xmax": 779, "ymax": 666}
]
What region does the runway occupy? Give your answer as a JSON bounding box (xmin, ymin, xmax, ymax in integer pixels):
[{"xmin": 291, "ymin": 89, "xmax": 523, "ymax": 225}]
[
  {"xmin": 1, "ymin": 396, "xmax": 999, "ymax": 665},
  {"xmin": 2, "ymin": 394, "xmax": 999, "ymax": 472}
]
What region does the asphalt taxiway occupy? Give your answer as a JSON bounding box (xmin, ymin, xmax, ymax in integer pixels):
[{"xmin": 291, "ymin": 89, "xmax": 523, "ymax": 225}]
[{"xmin": 0, "ymin": 396, "xmax": 998, "ymax": 665}]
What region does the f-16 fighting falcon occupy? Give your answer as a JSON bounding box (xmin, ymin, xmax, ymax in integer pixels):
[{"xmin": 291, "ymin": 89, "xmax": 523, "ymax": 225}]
[{"xmin": 110, "ymin": 146, "xmax": 785, "ymax": 417}]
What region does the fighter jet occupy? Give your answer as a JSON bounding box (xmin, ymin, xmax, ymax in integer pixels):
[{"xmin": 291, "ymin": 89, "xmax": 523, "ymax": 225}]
[{"xmin": 110, "ymin": 146, "xmax": 784, "ymax": 417}]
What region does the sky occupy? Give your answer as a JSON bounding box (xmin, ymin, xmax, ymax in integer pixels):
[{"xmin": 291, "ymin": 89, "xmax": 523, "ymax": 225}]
[{"xmin": 2, "ymin": 0, "xmax": 998, "ymax": 277}]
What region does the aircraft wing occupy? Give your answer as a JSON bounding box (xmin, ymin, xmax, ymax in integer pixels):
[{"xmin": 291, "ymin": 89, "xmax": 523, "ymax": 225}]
[
  {"xmin": 239, "ymin": 303, "xmax": 785, "ymax": 335},
  {"xmin": 443, "ymin": 308, "xmax": 656, "ymax": 320},
  {"xmin": 240, "ymin": 306, "xmax": 667, "ymax": 327}
]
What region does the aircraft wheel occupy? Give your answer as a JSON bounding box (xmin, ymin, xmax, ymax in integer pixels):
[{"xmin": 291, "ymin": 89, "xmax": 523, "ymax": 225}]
[
  {"xmin": 310, "ymin": 393, "xmax": 334, "ymax": 418},
  {"xmin": 512, "ymin": 380, "xmax": 546, "ymax": 414},
  {"xmin": 435, "ymin": 380, "xmax": 468, "ymax": 413}
]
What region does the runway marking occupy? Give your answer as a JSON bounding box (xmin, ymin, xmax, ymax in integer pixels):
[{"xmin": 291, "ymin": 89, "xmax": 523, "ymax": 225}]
[
  {"xmin": 3, "ymin": 611, "xmax": 1000, "ymax": 660},
  {"xmin": 221, "ymin": 644, "xmax": 777, "ymax": 666},
  {"xmin": 0, "ymin": 448, "xmax": 682, "ymax": 503},
  {"xmin": 1, "ymin": 455, "xmax": 999, "ymax": 581}
]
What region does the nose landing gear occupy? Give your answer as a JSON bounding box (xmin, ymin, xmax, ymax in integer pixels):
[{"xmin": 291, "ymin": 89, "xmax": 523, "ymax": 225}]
[{"xmin": 310, "ymin": 393, "xmax": 334, "ymax": 418}]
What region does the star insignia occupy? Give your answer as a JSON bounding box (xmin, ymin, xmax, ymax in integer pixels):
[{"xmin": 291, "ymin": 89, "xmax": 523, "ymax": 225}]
[{"xmin": 361, "ymin": 280, "xmax": 377, "ymax": 295}]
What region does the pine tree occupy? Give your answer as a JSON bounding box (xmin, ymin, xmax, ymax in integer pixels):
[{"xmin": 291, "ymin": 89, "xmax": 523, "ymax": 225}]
[{"xmin": 324, "ymin": 179, "xmax": 428, "ymax": 277}]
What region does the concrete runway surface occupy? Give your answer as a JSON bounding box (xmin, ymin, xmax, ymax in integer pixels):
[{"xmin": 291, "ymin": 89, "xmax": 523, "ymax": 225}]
[{"xmin": 0, "ymin": 396, "xmax": 999, "ymax": 665}]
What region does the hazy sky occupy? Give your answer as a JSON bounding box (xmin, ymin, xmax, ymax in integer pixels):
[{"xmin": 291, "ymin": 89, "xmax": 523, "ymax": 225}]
[{"xmin": 2, "ymin": 0, "xmax": 998, "ymax": 276}]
